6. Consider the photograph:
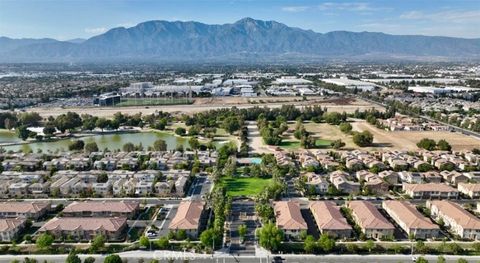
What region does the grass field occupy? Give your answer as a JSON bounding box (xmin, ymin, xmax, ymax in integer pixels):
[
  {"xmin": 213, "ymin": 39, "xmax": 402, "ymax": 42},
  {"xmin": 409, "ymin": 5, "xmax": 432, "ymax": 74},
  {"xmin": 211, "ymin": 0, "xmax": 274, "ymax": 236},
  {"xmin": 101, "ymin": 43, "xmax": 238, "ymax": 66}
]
[
  {"xmin": 315, "ymin": 139, "xmax": 332, "ymax": 148},
  {"xmin": 221, "ymin": 176, "xmax": 273, "ymax": 196},
  {"xmin": 279, "ymin": 140, "xmax": 301, "ymax": 149},
  {"xmin": 116, "ymin": 98, "xmax": 193, "ymax": 106}
]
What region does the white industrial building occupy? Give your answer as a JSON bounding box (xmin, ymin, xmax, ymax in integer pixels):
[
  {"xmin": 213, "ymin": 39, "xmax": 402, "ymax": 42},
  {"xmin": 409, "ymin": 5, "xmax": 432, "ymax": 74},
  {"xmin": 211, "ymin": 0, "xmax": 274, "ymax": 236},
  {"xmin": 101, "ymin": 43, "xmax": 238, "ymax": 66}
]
[{"xmin": 322, "ymin": 78, "xmax": 377, "ymax": 92}]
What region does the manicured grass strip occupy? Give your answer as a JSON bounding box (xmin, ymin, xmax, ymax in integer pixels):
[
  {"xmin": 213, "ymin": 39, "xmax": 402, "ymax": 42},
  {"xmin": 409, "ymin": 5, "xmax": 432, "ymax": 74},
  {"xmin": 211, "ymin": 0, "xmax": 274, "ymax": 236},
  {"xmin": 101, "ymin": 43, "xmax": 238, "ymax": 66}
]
[
  {"xmin": 279, "ymin": 140, "xmax": 301, "ymax": 149},
  {"xmin": 221, "ymin": 176, "xmax": 273, "ymax": 196},
  {"xmin": 315, "ymin": 139, "xmax": 332, "ymax": 148}
]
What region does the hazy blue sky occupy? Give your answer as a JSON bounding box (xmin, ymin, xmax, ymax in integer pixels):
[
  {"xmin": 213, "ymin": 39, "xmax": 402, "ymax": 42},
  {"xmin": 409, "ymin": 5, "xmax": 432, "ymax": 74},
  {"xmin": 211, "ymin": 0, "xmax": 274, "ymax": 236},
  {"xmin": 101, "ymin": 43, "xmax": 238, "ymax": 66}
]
[{"xmin": 1, "ymin": 0, "xmax": 479, "ymax": 40}]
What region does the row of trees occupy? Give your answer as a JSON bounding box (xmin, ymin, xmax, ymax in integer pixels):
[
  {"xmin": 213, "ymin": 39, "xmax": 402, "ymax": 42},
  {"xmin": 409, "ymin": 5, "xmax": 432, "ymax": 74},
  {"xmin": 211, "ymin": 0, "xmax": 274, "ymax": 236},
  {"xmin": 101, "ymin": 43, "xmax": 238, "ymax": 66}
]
[
  {"xmin": 258, "ymin": 116, "xmax": 287, "ymax": 146},
  {"xmin": 417, "ymin": 138, "xmax": 452, "ymax": 151}
]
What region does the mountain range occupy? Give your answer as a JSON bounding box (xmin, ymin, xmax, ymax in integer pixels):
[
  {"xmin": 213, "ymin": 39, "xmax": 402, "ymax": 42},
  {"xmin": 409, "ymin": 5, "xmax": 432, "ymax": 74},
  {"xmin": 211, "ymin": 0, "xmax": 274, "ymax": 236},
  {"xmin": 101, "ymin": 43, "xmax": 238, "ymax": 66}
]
[{"xmin": 1, "ymin": 18, "xmax": 479, "ymax": 63}]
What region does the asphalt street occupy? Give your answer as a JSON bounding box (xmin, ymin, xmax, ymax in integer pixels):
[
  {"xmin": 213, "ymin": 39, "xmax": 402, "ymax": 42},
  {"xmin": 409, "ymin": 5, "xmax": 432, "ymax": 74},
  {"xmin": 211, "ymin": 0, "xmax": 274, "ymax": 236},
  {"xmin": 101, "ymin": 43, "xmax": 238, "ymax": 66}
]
[{"xmin": 2, "ymin": 253, "xmax": 480, "ymax": 263}]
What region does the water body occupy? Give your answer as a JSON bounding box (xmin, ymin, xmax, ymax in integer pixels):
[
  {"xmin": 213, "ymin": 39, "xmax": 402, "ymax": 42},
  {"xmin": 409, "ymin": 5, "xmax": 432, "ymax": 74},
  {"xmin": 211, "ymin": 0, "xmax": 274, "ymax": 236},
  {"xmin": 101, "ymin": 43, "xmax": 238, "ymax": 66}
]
[{"xmin": 0, "ymin": 131, "xmax": 190, "ymax": 153}]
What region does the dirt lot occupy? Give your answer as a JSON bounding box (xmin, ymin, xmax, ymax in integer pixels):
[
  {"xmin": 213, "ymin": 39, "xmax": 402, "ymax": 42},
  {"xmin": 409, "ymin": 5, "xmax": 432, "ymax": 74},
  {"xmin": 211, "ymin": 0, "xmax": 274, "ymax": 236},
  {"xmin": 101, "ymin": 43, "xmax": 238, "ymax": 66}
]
[
  {"xmin": 352, "ymin": 121, "xmax": 480, "ymax": 151},
  {"xmin": 303, "ymin": 122, "xmax": 358, "ymax": 149},
  {"xmin": 26, "ymin": 97, "xmax": 383, "ymax": 118}
]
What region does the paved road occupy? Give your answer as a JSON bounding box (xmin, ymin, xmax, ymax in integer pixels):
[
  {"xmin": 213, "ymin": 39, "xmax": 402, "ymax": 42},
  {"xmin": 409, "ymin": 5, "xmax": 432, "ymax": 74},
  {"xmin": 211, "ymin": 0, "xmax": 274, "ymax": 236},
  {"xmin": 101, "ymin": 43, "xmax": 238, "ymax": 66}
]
[
  {"xmin": 188, "ymin": 175, "xmax": 213, "ymax": 200},
  {"xmin": 228, "ymin": 199, "xmax": 257, "ymax": 256},
  {"xmin": 3, "ymin": 253, "xmax": 480, "ymax": 263}
]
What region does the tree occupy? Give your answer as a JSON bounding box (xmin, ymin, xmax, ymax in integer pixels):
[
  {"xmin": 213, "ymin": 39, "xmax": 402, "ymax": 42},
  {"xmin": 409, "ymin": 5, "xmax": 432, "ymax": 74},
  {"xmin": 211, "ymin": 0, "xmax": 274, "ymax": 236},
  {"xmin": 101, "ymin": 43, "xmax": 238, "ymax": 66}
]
[
  {"xmin": 65, "ymin": 252, "xmax": 81, "ymax": 263},
  {"xmin": 83, "ymin": 257, "xmax": 95, "ymax": 263},
  {"xmin": 84, "ymin": 142, "xmax": 99, "ymax": 153},
  {"xmin": 472, "ymin": 242, "xmax": 480, "ymax": 253},
  {"xmin": 176, "ymin": 229, "xmax": 187, "ymax": 240},
  {"xmin": 17, "ymin": 125, "xmax": 30, "ymax": 141},
  {"xmin": 82, "ymin": 115, "xmax": 98, "ymax": 131},
  {"xmin": 43, "ymin": 125, "xmax": 56, "ymax": 138},
  {"xmin": 156, "ymin": 236, "xmax": 169, "ymax": 249},
  {"xmin": 317, "ymin": 234, "xmax": 335, "ymax": 253},
  {"xmin": 304, "ymin": 235, "xmax": 317, "ymax": 254},
  {"xmin": 19, "ymin": 112, "xmax": 42, "ymax": 127},
  {"xmin": 139, "ymin": 235, "xmax": 150, "ymax": 248},
  {"xmin": 188, "ymin": 137, "xmax": 200, "ymax": 150},
  {"xmin": 222, "ymin": 116, "xmax": 242, "ymax": 134},
  {"xmin": 331, "ymin": 139, "xmax": 345, "ymax": 149},
  {"xmin": 417, "ymin": 162, "xmax": 433, "ymax": 172},
  {"xmin": 437, "ymin": 139, "xmax": 452, "ymax": 151},
  {"xmin": 122, "ymin": 142, "xmax": 135, "ymax": 152},
  {"xmin": 440, "ymin": 162, "xmax": 455, "ymax": 171},
  {"xmin": 456, "ymin": 259, "xmax": 468, "ymax": 263},
  {"xmin": 415, "ymin": 240, "xmax": 429, "ymax": 254},
  {"xmin": 103, "ymin": 255, "xmax": 122, "ymax": 263},
  {"xmin": 339, "ymin": 122, "xmax": 352, "ymax": 133},
  {"xmin": 391, "ymin": 244, "xmax": 403, "ymax": 254},
  {"xmin": 96, "ymin": 118, "xmax": 112, "ymax": 132},
  {"xmin": 153, "ymin": 139, "xmax": 167, "ymax": 151},
  {"xmin": 68, "ymin": 140, "xmax": 85, "ymax": 151},
  {"xmin": 417, "ymin": 138, "xmax": 437, "ymax": 151},
  {"xmin": 200, "ymin": 229, "xmax": 221, "ymax": 249},
  {"xmin": 447, "ymin": 242, "xmax": 463, "ymax": 255},
  {"xmin": 416, "ymin": 257, "xmax": 429, "ymax": 263},
  {"xmin": 257, "ymin": 221, "xmax": 283, "ymax": 252},
  {"xmin": 365, "ymin": 239, "xmax": 375, "ymax": 252},
  {"xmin": 238, "ymin": 225, "xmax": 247, "ymax": 241},
  {"xmin": 96, "ymin": 173, "xmax": 108, "ymax": 183},
  {"xmin": 35, "ymin": 233, "xmax": 54, "ymax": 250},
  {"xmin": 175, "ymin": 127, "xmax": 186, "ymax": 136},
  {"xmin": 437, "ymin": 256, "xmax": 446, "ymax": 263},
  {"xmin": 90, "ymin": 235, "xmax": 106, "ymax": 253},
  {"xmin": 345, "ymin": 243, "xmax": 358, "ymax": 253},
  {"xmin": 55, "ymin": 112, "xmax": 82, "ymax": 132},
  {"xmin": 352, "ymin": 131, "xmax": 374, "ymax": 147},
  {"xmin": 323, "ymin": 112, "xmax": 344, "ymax": 125}
]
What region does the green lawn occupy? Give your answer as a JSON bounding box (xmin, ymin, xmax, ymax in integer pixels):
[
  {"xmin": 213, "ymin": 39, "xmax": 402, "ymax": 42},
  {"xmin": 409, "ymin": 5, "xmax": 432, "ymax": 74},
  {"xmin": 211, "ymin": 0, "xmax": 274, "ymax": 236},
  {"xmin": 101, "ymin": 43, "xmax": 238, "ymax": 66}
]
[
  {"xmin": 221, "ymin": 176, "xmax": 273, "ymax": 196},
  {"xmin": 315, "ymin": 139, "xmax": 332, "ymax": 148},
  {"xmin": 116, "ymin": 98, "xmax": 193, "ymax": 106},
  {"xmin": 279, "ymin": 140, "xmax": 301, "ymax": 149}
]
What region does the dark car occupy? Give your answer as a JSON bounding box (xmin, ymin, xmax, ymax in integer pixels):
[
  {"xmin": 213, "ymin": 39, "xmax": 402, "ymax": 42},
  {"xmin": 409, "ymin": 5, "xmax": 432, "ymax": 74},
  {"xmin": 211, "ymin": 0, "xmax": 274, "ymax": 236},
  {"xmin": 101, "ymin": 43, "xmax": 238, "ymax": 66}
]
[{"xmin": 271, "ymin": 256, "xmax": 285, "ymax": 263}]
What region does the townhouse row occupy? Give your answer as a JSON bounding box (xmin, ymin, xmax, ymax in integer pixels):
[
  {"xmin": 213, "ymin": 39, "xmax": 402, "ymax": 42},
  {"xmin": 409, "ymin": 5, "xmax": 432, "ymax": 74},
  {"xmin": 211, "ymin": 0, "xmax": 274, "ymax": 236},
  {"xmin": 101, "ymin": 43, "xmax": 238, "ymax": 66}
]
[{"xmin": 272, "ymin": 200, "xmax": 480, "ymax": 241}]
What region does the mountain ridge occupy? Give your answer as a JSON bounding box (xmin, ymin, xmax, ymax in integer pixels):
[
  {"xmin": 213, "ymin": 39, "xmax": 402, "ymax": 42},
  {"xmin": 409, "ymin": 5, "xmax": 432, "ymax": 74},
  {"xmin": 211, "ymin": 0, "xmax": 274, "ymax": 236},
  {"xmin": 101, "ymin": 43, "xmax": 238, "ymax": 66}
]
[{"xmin": 1, "ymin": 18, "xmax": 479, "ymax": 62}]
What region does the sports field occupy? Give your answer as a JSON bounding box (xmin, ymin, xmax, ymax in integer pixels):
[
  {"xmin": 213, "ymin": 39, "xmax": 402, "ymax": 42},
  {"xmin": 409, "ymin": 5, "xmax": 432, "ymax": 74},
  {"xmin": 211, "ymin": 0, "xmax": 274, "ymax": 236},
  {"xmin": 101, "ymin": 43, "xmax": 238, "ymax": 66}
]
[{"xmin": 221, "ymin": 176, "xmax": 273, "ymax": 196}]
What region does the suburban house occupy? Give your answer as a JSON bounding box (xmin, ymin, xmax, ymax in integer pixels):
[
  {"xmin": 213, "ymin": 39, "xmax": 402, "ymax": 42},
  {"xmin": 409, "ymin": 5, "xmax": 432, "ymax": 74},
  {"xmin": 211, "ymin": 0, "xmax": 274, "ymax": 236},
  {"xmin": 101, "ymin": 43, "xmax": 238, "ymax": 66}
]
[
  {"xmin": 330, "ymin": 171, "xmax": 360, "ymax": 195},
  {"xmin": 378, "ymin": 170, "xmax": 398, "ymax": 185},
  {"xmin": 382, "ymin": 200, "xmax": 440, "ymax": 239},
  {"xmin": 440, "ymin": 171, "xmax": 468, "ymax": 185},
  {"xmin": 62, "ymin": 201, "xmax": 140, "ymax": 219},
  {"xmin": 0, "ymin": 202, "xmax": 50, "ymax": 220},
  {"xmin": 304, "ymin": 173, "xmax": 329, "ymax": 194},
  {"xmin": 0, "ymin": 218, "xmax": 26, "ymax": 242},
  {"xmin": 168, "ymin": 200, "xmax": 205, "ymax": 238},
  {"xmin": 309, "ymin": 201, "xmax": 352, "ymax": 238},
  {"xmin": 403, "ymin": 183, "xmax": 459, "ymax": 199},
  {"xmin": 347, "ymin": 201, "xmax": 395, "ymax": 239},
  {"xmin": 457, "ymin": 183, "xmax": 480, "ymax": 199},
  {"xmin": 38, "ymin": 217, "xmax": 128, "ymax": 241},
  {"xmin": 427, "ymin": 200, "xmax": 480, "ymax": 240},
  {"xmin": 273, "ymin": 201, "xmax": 308, "ymax": 239}
]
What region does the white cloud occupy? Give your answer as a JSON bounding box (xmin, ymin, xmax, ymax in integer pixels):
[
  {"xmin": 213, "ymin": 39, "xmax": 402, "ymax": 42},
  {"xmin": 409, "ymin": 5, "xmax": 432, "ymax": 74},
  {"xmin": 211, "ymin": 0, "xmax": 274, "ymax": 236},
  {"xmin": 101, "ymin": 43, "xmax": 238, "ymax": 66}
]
[
  {"xmin": 281, "ymin": 2, "xmax": 386, "ymax": 13},
  {"xmin": 400, "ymin": 9, "xmax": 480, "ymax": 23},
  {"xmin": 281, "ymin": 6, "xmax": 309, "ymax": 12},
  {"xmin": 317, "ymin": 2, "xmax": 378, "ymax": 12},
  {"xmin": 84, "ymin": 27, "xmax": 107, "ymax": 34}
]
